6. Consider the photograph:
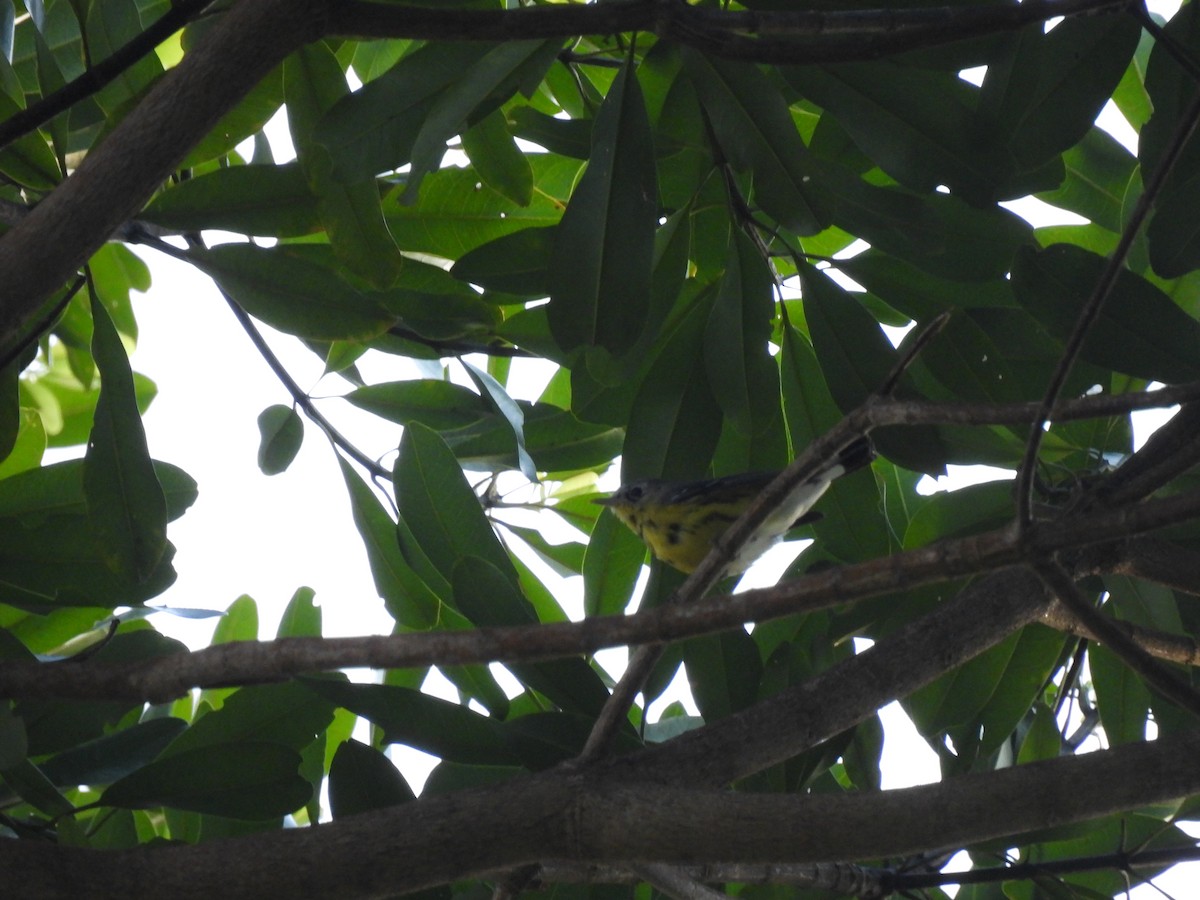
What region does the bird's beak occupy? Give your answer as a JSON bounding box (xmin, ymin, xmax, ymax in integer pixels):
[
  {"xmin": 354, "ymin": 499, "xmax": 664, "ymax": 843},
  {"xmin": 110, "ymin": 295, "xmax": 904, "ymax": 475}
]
[{"xmin": 593, "ymin": 496, "xmax": 618, "ymax": 506}]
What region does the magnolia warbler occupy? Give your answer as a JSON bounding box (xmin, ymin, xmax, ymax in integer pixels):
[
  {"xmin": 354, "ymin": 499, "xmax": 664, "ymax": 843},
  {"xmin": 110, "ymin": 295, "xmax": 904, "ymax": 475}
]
[{"xmin": 595, "ymin": 438, "xmax": 874, "ymax": 574}]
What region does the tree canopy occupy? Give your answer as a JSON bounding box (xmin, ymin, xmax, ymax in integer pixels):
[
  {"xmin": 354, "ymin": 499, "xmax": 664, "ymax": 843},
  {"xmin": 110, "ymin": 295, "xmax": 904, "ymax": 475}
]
[{"xmin": 2, "ymin": 0, "xmax": 1200, "ymax": 897}]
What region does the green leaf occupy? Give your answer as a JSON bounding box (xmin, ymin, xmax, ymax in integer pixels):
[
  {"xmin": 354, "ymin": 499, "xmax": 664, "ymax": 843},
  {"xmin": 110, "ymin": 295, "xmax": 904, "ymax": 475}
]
[
  {"xmin": 84, "ymin": 291, "xmax": 168, "ymax": 583},
  {"xmin": 451, "ymin": 226, "xmax": 555, "ymax": 296},
  {"xmin": 447, "ymin": 404, "xmax": 623, "ymax": 474},
  {"xmin": 85, "ymin": 0, "xmax": 163, "ymax": 114},
  {"xmin": 583, "ymin": 508, "xmax": 646, "ymax": 617},
  {"xmin": 461, "ymin": 360, "xmax": 537, "ymax": 481},
  {"xmin": 180, "ymin": 66, "xmax": 284, "ymax": 169},
  {"xmin": 328, "ymin": 739, "xmax": 414, "ymax": 819},
  {"xmin": 38, "ymin": 718, "xmax": 187, "ymax": 788},
  {"xmin": 338, "ymin": 457, "xmax": 440, "ymax": 628},
  {"xmin": 314, "ymin": 42, "xmax": 498, "ymax": 182},
  {"xmin": 301, "ymin": 678, "xmax": 514, "ymax": 766},
  {"xmin": 622, "ymin": 287, "xmax": 723, "ymax": 481},
  {"xmin": 0, "ymin": 85, "xmax": 61, "ymax": 190},
  {"xmin": 383, "ymin": 154, "xmax": 578, "ymax": 258},
  {"xmin": 140, "ymin": 164, "xmax": 320, "ymax": 237},
  {"xmin": 681, "ymin": 48, "xmax": 831, "ymax": 234},
  {"xmin": 276, "ymin": 586, "xmax": 321, "ymax": 639},
  {"xmin": 547, "ymin": 57, "xmax": 657, "ymax": 356},
  {"xmin": 703, "ymin": 229, "xmax": 777, "ymax": 436},
  {"xmin": 191, "ymin": 243, "xmax": 395, "ymax": 341},
  {"xmin": 684, "ymin": 631, "xmax": 762, "ymax": 722},
  {"xmin": 828, "ymin": 175, "xmax": 1029, "ymax": 282},
  {"xmin": 404, "ymin": 40, "xmax": 560, "ymax": 200},
  {"xmin": 101, "ymin": 742, "xmax": 309, "ymax": 820},
  {"xmin": 784, "ymin": 61, "xmax": 1002, "ymax": 203},
  {"xmin": 1091, "ymin": 644, "xmax": 1151, "ymax": 746},
  {"xmin": 1012, "ymin": 243, "xmax": 1200, "ymax": 383},
  {"xmin": 285, "ymin": 42, "xmax": 402, "ymax": 289},
  {"xmin": 164, "ymin": 682, "xmax": 335, "ymax": 758},
  {"xmin": 0, "ymin": 407, "xmax": 47, "ymax": 479},
  {"xmin": 1036, "ymin": 127, "xmax": 1135, "ymax": 235},
  {"xmin": 255, "ymin": 404, "xmax": 303, "ymax": 476},
  {"xmin": 394, "ymin": 423, "xmax": 517, "ymax": 590},
  {"xmin": 462, "ymin": 108, "xmax": 533, "ymax": 206},
  {"xmin": 452, "ymin": 556, "xmax": 610, "ymax": 715},
  {"xmin": 211, "ymin": 594, "xmax": 258, "ymax": 645},
  {"xmin": 977, "ymin": 12, "xmax": 1139, "ymax": 173},
  {"xmin": 347, "ymin": 379, "xmax": 488, "ymax": 431}
]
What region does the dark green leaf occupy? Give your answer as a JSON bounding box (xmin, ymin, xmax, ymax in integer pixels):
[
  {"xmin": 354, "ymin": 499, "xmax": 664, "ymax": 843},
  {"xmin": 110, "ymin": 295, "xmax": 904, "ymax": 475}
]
[
  {"xmin": 314, "ymin": 43, "xmax": 499, "ymax": 182},
  {"xmin": 462, "ymin": 108, "xmax": 533, "ymax": 207},
  {"xmin": 101, "ymin": 742, "xmax": 309, "ymax": 819},
  {"xmin": 346, "ymin": 379, "xmax": 489, "ymax": 431},
  {"xmin": 453, "ymin": 556, "xmax": 610, "ymax": 715},
  {"xmin": 704, "ymin": 229, "xmax": 777, "ymax": 436},
  {"xmin": 547, "ymin": 58, "xmax": 657, "ymax": 356},
  {"xmin": 255, "ymin": 405, "xmax": 303, "ymax": 476},
  {"xmin": 684, "ymin": 631, "xmax": 762, "ymax": 722},
  {"xmin": 977, "ymin": 12, "xmax": 1139, "ymax": 172},
  {"xmin": 38, "ymin": 718, "xmax": 187, "ymax": 788},
  {"xmin": 394, "ymin": 424, "xmax": 518, "ymax": 589},
  {"xmin": 285, "ymin": 42, "xmax": 402, "ymax": 288},
  {"xmin": 383, "ymin": 154, "xmax": 578, "ymax": 258},
  {"xmin": 191, "ymin": 243, "xmax": 395, "ymax": 341},
  {"xmin": 165, "ymin": 682, "xmax": 335, "ymax": 758},
  {"xmin": 682, "ymin": 48, "xmax": 831, "ymax": 234},
  {"xmin": 329, "ymin": 739, "xmax": 415, "ymax": 819},
  {"xmin": 784, "ymin": 62, "xmax": 1002, "ymax": 203},
  {"xmin": 622, "ymin": 288, "xmax": 722, "ymax": 481},
  {"xmin": 404, "ymin": 40, "xmax": 560, "ymax": 200},
  {"xmin": 583, "ymin": 508, "xmax": 646, "ymax": 617},
  {"xmin": 452, "ymin": 226, "xmax": 555, "ymax": 296},
  {"xmin": 84, "ymin": 292, "xmax": 168, "ymax": 583},
  {"xmin": 301, "ymin": 678, "xmax": 514, "ymax": 766},
  {"xmin": 1012, "ymin": 243, "xmax": 1200, "ymax": 383},
  {"xmin": 141, "ymin": 164, "xmax": 320, "ymax": 237},
  {"xmin": 338, "ymin": 457, "xmax": 440, "ymax": 628}
]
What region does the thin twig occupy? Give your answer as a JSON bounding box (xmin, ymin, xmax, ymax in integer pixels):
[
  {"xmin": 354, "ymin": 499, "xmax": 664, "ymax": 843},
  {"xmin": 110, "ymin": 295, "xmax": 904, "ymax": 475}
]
[
  {"xmin": 146, "ymin": 232, "xmax": 391, "ymax": 480},
  {"xmin": 1015, "ymin": 83, "xmax": 1200, "ymax": 526},
  {"xmin": 1031, "ymin": 559, "xmax": 1200, "ymax": 718},
  {"xmin": 0, "ymin": 0, "xmax": 216, "ymax": 153}
]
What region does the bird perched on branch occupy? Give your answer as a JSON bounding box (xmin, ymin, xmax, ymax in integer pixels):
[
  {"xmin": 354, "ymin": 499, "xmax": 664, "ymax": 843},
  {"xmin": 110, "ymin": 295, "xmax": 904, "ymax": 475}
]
[{"xmin": 595, "ymin": 438, "xmax": 874, "ymax": 574}]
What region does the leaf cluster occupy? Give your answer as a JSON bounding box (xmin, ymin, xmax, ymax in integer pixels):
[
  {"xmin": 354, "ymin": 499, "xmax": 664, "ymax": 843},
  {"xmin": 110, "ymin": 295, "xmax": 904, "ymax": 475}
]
[{"xmin": 1, "ymin": 1, "xmax": 1200, "ymax": 897}]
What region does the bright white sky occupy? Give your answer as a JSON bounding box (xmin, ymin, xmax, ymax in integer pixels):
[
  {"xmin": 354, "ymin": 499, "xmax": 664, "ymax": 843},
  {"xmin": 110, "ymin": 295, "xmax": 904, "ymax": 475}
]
[{"xmin": 51, "ymin": 13, "xmax": 1193, "ymax": 889}]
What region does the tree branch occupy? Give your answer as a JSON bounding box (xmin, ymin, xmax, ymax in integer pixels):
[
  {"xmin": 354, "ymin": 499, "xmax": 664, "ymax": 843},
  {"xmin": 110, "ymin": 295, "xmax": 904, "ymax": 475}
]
[
  {"xmin": 4, "ymin": 726, "xmax": 1198, "ymax": 899},
  {"xmin": 328, "ymin": 0, "xmax": 1134, "ymax": 64},
  {"xmin": 0, "ymin": 0, "xmax": 328, "ymax": 357},
  {"xmin": 5, "ymin": 480, "xmax": 1200, "ymax": 703}
]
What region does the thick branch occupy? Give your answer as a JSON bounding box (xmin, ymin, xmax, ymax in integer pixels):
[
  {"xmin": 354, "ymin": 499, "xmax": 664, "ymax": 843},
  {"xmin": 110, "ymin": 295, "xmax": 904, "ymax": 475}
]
[
  {"xmin": 0, "ymin": 0, "xmax": 327, "ymax": 355},
  {"xmin": 329, "ymin": 0, "xmax": 1133, "ymax": 64},
  {"xmin": 3, "ymin": 728, "xmax": 1198, "ymax": 899}
]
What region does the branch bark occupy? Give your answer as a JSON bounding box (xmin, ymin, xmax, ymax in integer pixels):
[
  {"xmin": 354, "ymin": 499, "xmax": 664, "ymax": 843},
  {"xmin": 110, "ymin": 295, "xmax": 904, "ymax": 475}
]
[{"xmin": 3, "ymin": 727, "xmax": 1197, "ymax": 899}]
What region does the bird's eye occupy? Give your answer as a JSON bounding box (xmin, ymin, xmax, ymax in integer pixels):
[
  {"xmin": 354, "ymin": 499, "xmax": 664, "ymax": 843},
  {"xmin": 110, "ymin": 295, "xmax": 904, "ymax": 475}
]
[{"xmin": 625, "ymin": 485, "xmax": 645, "ymax": 503}]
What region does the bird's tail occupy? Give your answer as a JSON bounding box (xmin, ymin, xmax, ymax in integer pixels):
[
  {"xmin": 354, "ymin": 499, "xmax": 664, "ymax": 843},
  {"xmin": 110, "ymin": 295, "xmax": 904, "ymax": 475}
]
[{"xmin": 836, "ymin": 436, "xmax": 875, "ymax": 475}]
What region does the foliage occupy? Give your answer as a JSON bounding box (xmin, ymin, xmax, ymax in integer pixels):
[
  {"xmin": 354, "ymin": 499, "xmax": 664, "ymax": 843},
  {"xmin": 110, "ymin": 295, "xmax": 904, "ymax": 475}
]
[{"xmin": 1, "ymin": 0, "xmax": 1200, "ymax": 897}]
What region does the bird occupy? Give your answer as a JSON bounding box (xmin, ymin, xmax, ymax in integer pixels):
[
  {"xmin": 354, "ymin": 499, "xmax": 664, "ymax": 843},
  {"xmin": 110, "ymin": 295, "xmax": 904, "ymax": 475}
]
[{"xmin": 594, "ymin": 438, "xmax": 874, "ymax": 574}]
